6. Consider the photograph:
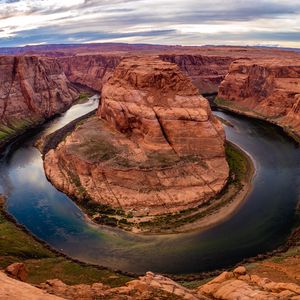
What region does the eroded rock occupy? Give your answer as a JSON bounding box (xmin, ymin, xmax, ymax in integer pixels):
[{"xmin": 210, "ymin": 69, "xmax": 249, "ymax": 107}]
[
  {"xmin": 0, "ymin": 55, "xmax": 78, "ymax": 146},
  {"xmin": 44, "ymin": 57, "xmax": 229, "ymax": 217},
  {"xmin": 217, "ymin": 58, "xmax": 300, "ymax": 139},
  {"xmin": 5, "ymin": 262, "xmax": 28, "ymax": 282}
]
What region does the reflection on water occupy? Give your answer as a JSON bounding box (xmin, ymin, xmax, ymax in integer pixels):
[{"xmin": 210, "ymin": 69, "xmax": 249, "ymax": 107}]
[{"xmin": 2, "ymin": 101, "xmax": 300, "ymax": 274}]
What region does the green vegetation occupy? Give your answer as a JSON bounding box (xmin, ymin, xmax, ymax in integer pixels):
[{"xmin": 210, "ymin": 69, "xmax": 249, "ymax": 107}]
[
  {"xmin": 0, "ymin": 131, "xmax": 9, "ymax": 140},
  {"xmin": 0, "ymin": 199, "xmax": 132, "ymax": 286},
  {"xmin": 76, "ymin": 140, "xmax": 119, "ymax": 162},
  {"xmin": 0, "ymin": 117, "xmax": 39, "ymax": 142},
  {"xmin": 225, "ymin": 142, "xmax": 249, "ymax": 183},
  {"xmin": 76, "ymin": 92, "xmax": 92, "ymax": 104}
]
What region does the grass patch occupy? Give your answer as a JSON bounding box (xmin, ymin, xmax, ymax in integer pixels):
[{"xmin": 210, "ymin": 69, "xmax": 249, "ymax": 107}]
[
  {"xmin": 225, "ymin": 142, "xmax": 249, "ymax": 182},
  {"xmin": 76, "ymin": 140, "xmax": 119, "ymax": 162},
  {"xmin": 0, "ymin": 200, "xmax": 132, "ymax": 286},
  {"xmin": 0, "ymin": 117, "xmax": 40, "ymax": 143},
  {"xmin": 0, "ymin": 131, "xmax": 9, "ymax": 140},
  {"xmin": 75, "ymin": 92, "xmax": 92, "ymax": 104}
]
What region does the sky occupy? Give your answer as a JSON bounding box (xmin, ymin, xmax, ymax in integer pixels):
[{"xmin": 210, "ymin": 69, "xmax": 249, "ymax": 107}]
[{"xmin": 0, "ymin": 0, "xmax": 300, "ymax": 48}]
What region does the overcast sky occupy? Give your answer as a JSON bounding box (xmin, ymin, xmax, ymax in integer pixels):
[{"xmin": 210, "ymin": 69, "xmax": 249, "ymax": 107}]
[{"xmin": 0, "ymin": 0, "xmax": 300, "ymax": 48}]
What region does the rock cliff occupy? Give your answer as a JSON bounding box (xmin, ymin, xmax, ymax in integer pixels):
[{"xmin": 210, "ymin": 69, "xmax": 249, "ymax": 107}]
[
  {"xmin": 217, "ymin": 58, "xmax": 300, "ymax": 139},
  {"xmin": 44, "ymin": 57, "xmax": 229, "ymax": 216},
  {"xmin": 57, "ymin": 53, "xmax": 233, "ymax": 95},
  {"xmin": 0, "ymin": 55, "xmax": 79, "ymax": 147},
  {"xmin": 159, "ymin": 54, "xmax": 233, "ymax": 94},
  {"xmin": 58, "ymin": 55, "xmax": 122, "ymax": 92}
]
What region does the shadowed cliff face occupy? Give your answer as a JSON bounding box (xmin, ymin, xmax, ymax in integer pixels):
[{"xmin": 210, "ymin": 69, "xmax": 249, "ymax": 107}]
[
  {"xmin": 57, "ymin": 55, "xmax": 122, "ymax": 92},
  {"xmin": 217, "ymin": 58, "xmax": 300, "ymax": 138},
  {"xmin": 159, "ymin": 54, "xmax": 233, "ymax": 94},
  {"xmin": 44, "ymin": 57, "xmax": 229, "ymax": 216},
  {"xmin": 56, "ymin": 54, "xmax": 234, "ymax": 95},
  {"xmin": 0, "ymin": 56, "xmax": 79, "ymax": 147}
]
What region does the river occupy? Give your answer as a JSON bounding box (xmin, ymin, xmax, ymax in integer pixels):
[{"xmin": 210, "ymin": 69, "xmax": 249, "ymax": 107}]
[{"xmin": 1, "ymin": 96, "xmax": 299, "ymax": 274}]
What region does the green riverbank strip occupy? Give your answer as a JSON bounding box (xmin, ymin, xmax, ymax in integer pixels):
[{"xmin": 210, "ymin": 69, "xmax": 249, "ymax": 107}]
[{"xmin": 0, "ymin": 198, "xmax": 132, "ymax": 286}]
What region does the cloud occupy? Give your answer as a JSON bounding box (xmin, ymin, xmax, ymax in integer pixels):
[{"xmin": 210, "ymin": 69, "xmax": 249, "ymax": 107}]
[{"xmin": 0, "ymin": 0, "xmax": 300, "ymax": 47}]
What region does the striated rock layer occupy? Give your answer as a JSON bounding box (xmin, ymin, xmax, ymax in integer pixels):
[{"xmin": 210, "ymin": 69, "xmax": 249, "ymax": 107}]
[
  {"xmin": 0, "ymin": 55, "xmax": 79, "ymax": 147},
  {"xmin": 58, "ymin": 55, "xmax": 121, "ymax": 92},
  {"xmin": 218, "ymin": 58, "xmax": 300, "ymax": 139},
  {"xmin": 44, "ymin": 57, "xmax": 229, "ymax": 216},
  {"xmin": 160, "ymin": 54, "xmax": 233, "ymax": 94},
  {"xmin": 57, "ymin": 54, "xmax": 233, "ymax": 95}
]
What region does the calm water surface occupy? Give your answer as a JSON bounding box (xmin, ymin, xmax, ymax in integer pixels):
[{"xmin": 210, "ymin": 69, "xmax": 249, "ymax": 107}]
[{"xmin": 1, "ymin": 100, "xmax": 300, "ymax": 274}]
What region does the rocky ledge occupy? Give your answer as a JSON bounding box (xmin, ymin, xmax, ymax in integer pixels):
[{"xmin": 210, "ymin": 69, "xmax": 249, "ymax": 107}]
[
  {"xmin": 44, "ymin": 57, "xmax": 229, "ymax": 217},
  {"xmin": 217, "ymin": 57, "xmax": 300, "ymax": 140},
  {"xmin": 2, "ymin": 264, "xmax": 300, "ymax": 299}
]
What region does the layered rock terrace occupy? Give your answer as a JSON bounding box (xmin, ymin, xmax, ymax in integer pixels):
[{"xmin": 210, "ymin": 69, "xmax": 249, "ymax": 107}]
[{"xmin": 44, "ymin": 57, "xmax": 229, "ymax": 216}]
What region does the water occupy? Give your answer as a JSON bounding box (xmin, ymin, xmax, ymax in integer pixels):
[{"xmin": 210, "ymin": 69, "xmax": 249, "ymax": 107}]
[{"xmin": 1, "ymin": 100, "xmax": 300, "ymax": 275}]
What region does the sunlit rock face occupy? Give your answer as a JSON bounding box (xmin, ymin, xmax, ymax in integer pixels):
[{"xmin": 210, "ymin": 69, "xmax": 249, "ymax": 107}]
[
  {"xmin": 99, "ymin": 57, "xmax": 226, "ymax": 158},
  {"xmin": 218, "ymin": 58, "xmax": 300, "ymax": 138},
  {"xmin": 57, "ymin": 55, "xmax": 122, "ymax": 92},
  {"xmin": 0, "ymin": 55, "xmax": 78, "ymax": 146},
  {"xmin": 44, "ymin": 57, "xmax": 229, "ymax": 216}
]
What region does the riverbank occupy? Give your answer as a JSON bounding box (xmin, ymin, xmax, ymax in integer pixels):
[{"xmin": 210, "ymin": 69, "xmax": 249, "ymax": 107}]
[
  {"xmin": 0, "ymin": 91, "xmax": 93, "ymax": 155},
  {"xmin": 0, "ymin": 196, "xmax": 133, "ymax": 286},
  {"xmin": 215, "ymin": 97, "xmax": 300, "ymax": 144},
  {"xmin": 1, "ymin": 192, "xmax": 299, "ymax": 287},
  {"xmin": 41, "ymin": 110, "xmax": 254, "ymax": 234}
]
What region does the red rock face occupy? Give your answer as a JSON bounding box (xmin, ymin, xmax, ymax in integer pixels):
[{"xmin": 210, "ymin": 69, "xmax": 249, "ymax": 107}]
[
  {"xmin": 56, "ymin": 53, "xmax": 233, "ymax": 95},
  {"xmin": 218, "ymin": 58, "xmax": 300, "ymax": 137},
  {"xmin": 0, "ymin": 55, "xmax": 78, "ymax": 145},
  {"xmin": 159, "ymin": 54, "xmax": 233, "ymax": 94},
  {"xmin": 44, "ymin": 57, "xmax": 229, "ymax": 216},
  {"xmin": 58, "ymin": 55, "xmax": 122, "ymax": 92},
  {"xmin": 99, "ymin": 57, "xmax": 226, "ymax": 158}
]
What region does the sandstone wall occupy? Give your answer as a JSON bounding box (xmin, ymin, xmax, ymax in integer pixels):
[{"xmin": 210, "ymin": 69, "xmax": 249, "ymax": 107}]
[
  {"xmin": 159, "ymin": 54, "xmax": 233, "ymax": 94},
  {"xmin": 57, "ymin": 54, "xmax": 233, "ymax": 95},
  {"xmin": 218, "ymin": 58, "xmax": 300, "ymax": 138},
  {"xmin": 0, "ymin": 55, "xmax": 79, "ymax": 146}
]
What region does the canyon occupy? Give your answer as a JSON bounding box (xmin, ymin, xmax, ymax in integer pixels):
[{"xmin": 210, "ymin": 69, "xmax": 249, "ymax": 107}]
[
  {"xmin": 0, "ymin": 55, "xmax": 79, "ymax": 149},
  {"xmin": 217, "ymin": 58, "xmax": 300, "ymax": 140},
  {"xmin": 1, "ymin": 44, "xmax": 299, "ymax": 150},
  {"xmin": 1, "ymin": 43, "xmax": 300, "ymax": 300},
  {"xmin": 44, "ymin": 57, "xmax": 229, "ymax": 217}
]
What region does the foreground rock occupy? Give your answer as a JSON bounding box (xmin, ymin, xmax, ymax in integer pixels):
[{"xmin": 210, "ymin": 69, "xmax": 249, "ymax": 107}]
[
  {"xmin": 0, "ymin": 55, "xmax": 78, "ymax": 148},
  {"xmin": 40, "ymin": 272, "xmax": 207, "ymax": 300},
  {"xmin": 44, "ymin": 57, "xmax": 228, "ymax": 217},
  {"xmin": 0, "ymin": 271, "xmax": 64, "ymax": 300},
  {"xmin": 5, "ymin": 262, "xmax": 27, "ymax": 282},
  {"xmin": 217, "ymin": 58, "xmax": 300, "ymax": 139},
  {"xmin": 198, "ymin": 266, "xmax": 300, "ymax": 299},
  {"xmin": 2, "ymin": 263, "xmax": 300, "ymax": 300}
]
